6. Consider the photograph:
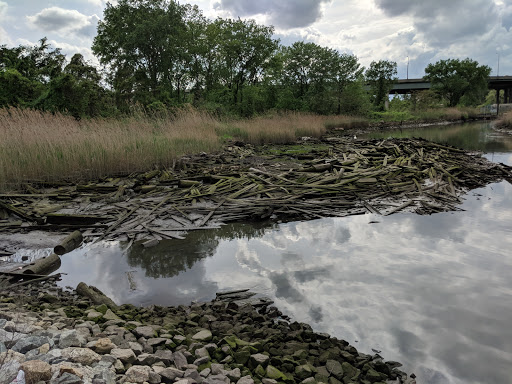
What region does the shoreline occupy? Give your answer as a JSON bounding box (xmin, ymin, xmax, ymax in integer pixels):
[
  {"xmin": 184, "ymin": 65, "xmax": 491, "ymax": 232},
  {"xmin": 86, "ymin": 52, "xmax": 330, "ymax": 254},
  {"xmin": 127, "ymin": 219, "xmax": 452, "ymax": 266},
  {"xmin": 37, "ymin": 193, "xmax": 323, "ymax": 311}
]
[{"xmin": 0, "ymin": 279, "xmax": 416, "ymax": 384}]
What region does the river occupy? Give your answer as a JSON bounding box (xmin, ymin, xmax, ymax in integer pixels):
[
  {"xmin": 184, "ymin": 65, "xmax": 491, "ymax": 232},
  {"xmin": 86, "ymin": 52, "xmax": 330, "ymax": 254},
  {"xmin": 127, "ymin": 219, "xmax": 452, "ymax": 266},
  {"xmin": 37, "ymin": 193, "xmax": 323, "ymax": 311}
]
[{"xmin": 56, "ymin": 121, "xmax": 512, "ymax": 384}]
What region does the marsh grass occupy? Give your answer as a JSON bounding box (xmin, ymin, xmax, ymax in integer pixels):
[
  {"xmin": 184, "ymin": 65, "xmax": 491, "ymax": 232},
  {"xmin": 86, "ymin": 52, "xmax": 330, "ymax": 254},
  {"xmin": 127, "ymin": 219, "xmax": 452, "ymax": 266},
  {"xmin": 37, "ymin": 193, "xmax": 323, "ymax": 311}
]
[
  {"xmin": 0, "ymin": 108, "xmax": 338, "ymax": 191},
  {"xmin": 496, "ymin": 110, "xmax": 512, "ymax": 129}
]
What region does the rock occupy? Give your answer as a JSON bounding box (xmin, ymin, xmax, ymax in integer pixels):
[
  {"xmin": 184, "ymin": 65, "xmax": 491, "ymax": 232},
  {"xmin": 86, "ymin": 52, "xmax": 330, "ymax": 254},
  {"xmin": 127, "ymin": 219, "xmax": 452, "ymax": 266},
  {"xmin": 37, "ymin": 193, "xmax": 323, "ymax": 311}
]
[
  {"xmin": 234, "ymin": 350, "xmax": 251, "ymax": 364},
  {"xmin": 39, "ymin": 343, "xmax": 50, "ymax": 355},
  {"xmin": 51, "ymin": 372, "xmax": 83, "ymax": 384},
  {"xmin": 137, "ymin": 353, "xmax": 159, "ymax": 366},
  {"xmin": 262, "ymin": 379, "xmax": 278, "ymax": 384},
  {"xmin": 93, "ymin": 338, "xmax": 115, "ymax": 354},
  {"xmin": 249, "ymin": 353, "xmax": 270, "ymax": 369},
  {"xmin": 194, "ymin": 356, "xmax": 210, "ymax": 366},
  {"xmin": 265, "ymin": 366, "xmax": 287, "ymax": 381},
  {"xmin": 160, "ymin": 367, "xmax": 185, "ymax": 381},
  {"xmin": 62, "ymin": 347, "xmax": 102, "ymax": 366},
  {"xmin": 21, "ymin": 360, "xmax": 52, "ymax": 383},
  {"xmin": 133, "ymin": 326, "xmax": 157, "ymax": 339},
  {"xmin": 301, "ymin": 378, "xmax": 316, "ymax": 384},
  {"xmin": 110, "ymin": 348, "xmax": 136, "ymax": 364},
  {"xmin": 195, "ymin": 346, "xmax": 210, "ymax": 359},
  {"xmin": 173, "ymin": 351, "xmax": 189, "ymax": 369},
  {"xmin": 123, "ymin": 365, "xmax": 152, "ymax": 383},
  {"xmin": 341, "ymin": 362, "xmax": 360, "ymax": 381},
  {"xmin": 200, "ymin": 368, "xmax": 211, "ymax": 378},
  {"xmin": 103, "ymin": 309, "xmax": 120, "ymax": 321},
  {"xmin": 59, "ymin": 329, "xmax": 86, "ymax": 348},
  {"xmin": 12, "ymin": 336, "xmax": 52, "ymax": 354},
  {"xmin": 295, "ymin": 365, "xmax": 315, "ymax": 380},
  {"xmin": 87, "ymin": 310, "xmax": 103, "ymax": 320},
  {"xmin": 146, "ymin": 337, "xmax": 167, "ymax": 348},
  {"xmin": 325, "ymin": 360, "xmax": 343, "ymax": 379},
  {"xmin": 192, "ymin": 329, "xmax": 212, "ymax": 342},
  {"xmin": 365, "ymin": 368, "xmax": 383, "ymax": 383},
  {"xmin": 237, "ymin": 376, "xmax": 255, "ymax": 384},
  {"xmin": 210, "ymin": 364, "xmax": 225, "ymax": 375},
  {"xmin": 226, "ymin": 368, "xmax": 241, "ymax": 381},
  {"xmin": 128, "ymin": 341, "xmax": 144, "ymax": 356}
]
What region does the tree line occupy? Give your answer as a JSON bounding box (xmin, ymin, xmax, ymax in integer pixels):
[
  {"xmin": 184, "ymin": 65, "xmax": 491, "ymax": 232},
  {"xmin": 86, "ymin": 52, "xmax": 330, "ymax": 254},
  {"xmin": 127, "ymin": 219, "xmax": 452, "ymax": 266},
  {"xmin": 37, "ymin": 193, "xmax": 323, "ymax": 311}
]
[{"xmin": 0, "ymin": 0, "xmax": 492, "ymax": 119}]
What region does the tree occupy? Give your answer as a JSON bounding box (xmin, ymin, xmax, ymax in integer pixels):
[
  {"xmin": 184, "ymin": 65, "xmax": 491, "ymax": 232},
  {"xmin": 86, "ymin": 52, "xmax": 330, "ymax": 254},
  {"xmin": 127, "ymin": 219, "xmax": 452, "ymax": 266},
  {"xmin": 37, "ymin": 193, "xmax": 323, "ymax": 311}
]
[
  {"xmin": 279, "ymin": 42, "xmax": 339, "ymax": 113},
  {"xmin": 92, "ymin": 0, "xmax": 188, "ymax": 107},
  {"xmin": 214, "ymin": 18, "xmax": 279, "ymax": 108},
  {"xmin": 365, "ymin": 60, "xmax": 397, "ymax": 110},
  {"xmin": 424, "ymin": 58, "xmax": 491, "ymax": 106},
  {"xmin": 334, "ymin": 53, "xmax": 364, "ymax": 114}
]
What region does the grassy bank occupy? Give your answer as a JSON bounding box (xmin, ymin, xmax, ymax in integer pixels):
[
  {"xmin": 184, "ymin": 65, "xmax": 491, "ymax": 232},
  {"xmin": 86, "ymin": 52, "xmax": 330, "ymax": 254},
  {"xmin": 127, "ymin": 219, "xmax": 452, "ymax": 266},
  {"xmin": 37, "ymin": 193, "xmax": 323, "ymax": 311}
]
[
  {"xmin": 496, "ymin": 111, "xmax": 512, "ymax": 129},
  {"xmin": 371, "ymin": 107, "xmax": 480, "ymax": 122},
  {"xmin": 1, "ymin": 108, "xmax": 370, "ymax": 191}
]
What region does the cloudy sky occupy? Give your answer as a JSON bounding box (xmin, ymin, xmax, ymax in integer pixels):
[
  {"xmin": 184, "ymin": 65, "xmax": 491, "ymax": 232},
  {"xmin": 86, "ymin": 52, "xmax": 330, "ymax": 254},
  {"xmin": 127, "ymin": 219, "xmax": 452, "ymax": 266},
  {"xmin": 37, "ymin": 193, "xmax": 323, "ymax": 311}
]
[{"xmin": 1, "ymin": 0, "xmax": 511, "ymax": 78}]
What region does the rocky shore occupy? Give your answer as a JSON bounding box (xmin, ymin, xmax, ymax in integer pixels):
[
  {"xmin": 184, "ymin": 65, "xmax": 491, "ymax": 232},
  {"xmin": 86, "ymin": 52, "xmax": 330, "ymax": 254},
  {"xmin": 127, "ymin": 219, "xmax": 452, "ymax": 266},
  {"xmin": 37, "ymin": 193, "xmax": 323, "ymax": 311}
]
[{"xmin": 0, "ymin": 280, "xmax": 415, "ymax": 384}]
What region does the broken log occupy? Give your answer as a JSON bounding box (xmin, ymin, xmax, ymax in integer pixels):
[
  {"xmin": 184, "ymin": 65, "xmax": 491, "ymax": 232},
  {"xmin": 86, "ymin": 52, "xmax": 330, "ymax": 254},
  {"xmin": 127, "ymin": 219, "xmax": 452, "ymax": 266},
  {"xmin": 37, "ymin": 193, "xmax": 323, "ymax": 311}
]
[
  {"xmin": 76, "ymin": 282, "xmax": 118, "ymax": 309},
  {"xmin": 54, "ymin": 230, "xmax": 83, "ymax": 255},
  {"xmin": 21, "ymin": 253, "xmax": 61, "ymax": 275}
]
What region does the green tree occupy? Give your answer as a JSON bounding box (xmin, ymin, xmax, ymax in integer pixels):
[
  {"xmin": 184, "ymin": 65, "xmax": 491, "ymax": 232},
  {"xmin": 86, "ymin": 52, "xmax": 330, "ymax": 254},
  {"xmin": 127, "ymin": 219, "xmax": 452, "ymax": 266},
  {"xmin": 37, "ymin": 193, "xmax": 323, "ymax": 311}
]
[
  {"xmin": 214, "ymin": 18, "xmax": 279, "ymax": 110},
  {"xmin": 93, "ymin": 0, "xmax": 188, "ymax": 107},
  {"xmin": 365, "ymin": 60, "xmax": 397, "ymax": 110},
  {"xmin": 280, "ymin": 42, "xmax": 339, "ymax": 113},
  {"xmin": 334, "ymin": 53, "xmax": 364, "ymax": 114},
  {"xmin": 424, "ymin": 58, "xmax": 491, "ymax": 106}
]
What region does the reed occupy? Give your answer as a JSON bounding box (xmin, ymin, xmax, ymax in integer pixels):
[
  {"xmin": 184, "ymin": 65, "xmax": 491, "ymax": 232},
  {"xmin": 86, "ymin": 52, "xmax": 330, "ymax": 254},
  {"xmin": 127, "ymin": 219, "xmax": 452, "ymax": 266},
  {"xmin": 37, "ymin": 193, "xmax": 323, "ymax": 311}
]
[
  {"xmin": 0, "ymin": 108, "xmax": 337, "ymax": 190},
  {"xmin": 496, "ymin": 110, "xmax": 512, "ymax": 129}
]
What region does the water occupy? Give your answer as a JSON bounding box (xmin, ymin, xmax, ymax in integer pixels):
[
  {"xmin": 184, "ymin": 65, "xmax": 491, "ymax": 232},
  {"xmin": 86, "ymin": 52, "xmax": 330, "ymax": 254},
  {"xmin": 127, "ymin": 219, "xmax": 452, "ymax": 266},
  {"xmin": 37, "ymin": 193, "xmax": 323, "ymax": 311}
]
[{"xmin": 57, "ymin": 122, "xmax": 512, "ymax": 384}]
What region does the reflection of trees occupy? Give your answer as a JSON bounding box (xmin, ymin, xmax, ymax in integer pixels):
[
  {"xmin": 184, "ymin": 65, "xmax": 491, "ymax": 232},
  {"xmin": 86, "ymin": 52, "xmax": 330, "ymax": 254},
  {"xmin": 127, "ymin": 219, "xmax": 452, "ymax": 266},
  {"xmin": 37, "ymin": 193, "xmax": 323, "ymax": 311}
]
[
  {"xmin": 126, "ymin": 222, "xmax": 276, "ymax": 278},
  {"xmin": 368, "ymin": 122, "xmax": 512, "ymax": 152}
]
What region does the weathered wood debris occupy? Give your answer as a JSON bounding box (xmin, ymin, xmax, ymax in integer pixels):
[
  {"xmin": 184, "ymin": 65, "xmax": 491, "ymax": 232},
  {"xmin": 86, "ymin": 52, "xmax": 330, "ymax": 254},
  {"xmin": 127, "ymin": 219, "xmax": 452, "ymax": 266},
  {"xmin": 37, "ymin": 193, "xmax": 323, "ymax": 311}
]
[{"xmin": 1, "ymin": 137, "xmax": 511, "ymax": 249}]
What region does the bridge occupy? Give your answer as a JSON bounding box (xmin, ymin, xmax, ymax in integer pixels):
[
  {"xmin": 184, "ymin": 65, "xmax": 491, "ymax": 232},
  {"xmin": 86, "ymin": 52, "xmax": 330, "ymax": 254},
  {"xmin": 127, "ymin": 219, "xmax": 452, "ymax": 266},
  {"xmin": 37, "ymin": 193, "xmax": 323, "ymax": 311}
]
[{"xmin": 390, "ymin": 76, "xmax": 512, "ymax": 103}]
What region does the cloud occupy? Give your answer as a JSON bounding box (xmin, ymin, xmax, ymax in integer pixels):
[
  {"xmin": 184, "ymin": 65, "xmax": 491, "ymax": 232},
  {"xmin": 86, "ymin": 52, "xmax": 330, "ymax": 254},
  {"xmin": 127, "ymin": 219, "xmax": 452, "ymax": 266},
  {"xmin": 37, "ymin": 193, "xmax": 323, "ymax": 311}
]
[
  {"xmin": 213, "ymin": 0, "xmax": 331, "ymax": 29},
  {"xmin": 374, "ymin": 0, "xmax": 498, "ymax": 47},
  {"xmin": 26, "ymin": 7, "xmax": 99, "ymax": 38},
  {"xmin": 0, "ymin": 1, "xmax": 7, "ymax": 19}
]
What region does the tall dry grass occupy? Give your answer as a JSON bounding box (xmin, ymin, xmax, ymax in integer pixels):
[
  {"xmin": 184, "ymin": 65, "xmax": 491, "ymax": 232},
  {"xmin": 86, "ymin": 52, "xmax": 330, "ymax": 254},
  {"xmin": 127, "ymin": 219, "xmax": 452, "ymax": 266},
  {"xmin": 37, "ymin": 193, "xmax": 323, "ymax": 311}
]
[
  {"xmin": 0, "ymin": 107, "xmax": 222, "ymax": 191},
  {"xmin": 0, "ymin": 108, "xmax": 340, "ymax": 191},
  {"xmin": 219, "ymin": 113, "xmax": 327, "ymax": 145},
  {"xmin": 496, "ymin": 110, "xmax": 512, "ymax": 129}
]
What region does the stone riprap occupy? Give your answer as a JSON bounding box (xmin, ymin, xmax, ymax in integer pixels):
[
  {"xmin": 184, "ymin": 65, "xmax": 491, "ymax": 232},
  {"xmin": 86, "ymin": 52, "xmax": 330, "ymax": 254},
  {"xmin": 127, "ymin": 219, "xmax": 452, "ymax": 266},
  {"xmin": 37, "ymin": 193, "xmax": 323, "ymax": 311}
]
[{"xmin": 0, "ymin": 282, "xmax": 416, "ymax": 384}]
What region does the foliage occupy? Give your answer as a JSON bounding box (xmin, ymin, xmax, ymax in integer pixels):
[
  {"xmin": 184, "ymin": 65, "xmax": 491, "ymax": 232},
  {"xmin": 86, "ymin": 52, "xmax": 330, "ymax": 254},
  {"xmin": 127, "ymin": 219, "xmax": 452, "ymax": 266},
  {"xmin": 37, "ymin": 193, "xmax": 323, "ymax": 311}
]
[
  {"xmin": 424, "ymin": 58, "xmax": 491, "ymax": 107},
  {"xmin": 365, "ymin": 60, "xmax": 397, "ymax": 110}
]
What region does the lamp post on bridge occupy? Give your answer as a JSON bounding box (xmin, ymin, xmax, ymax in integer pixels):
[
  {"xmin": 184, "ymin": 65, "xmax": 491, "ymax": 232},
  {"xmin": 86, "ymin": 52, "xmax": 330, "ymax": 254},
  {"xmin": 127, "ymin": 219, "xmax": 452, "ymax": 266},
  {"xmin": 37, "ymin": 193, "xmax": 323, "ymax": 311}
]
[
  {"xmin": 497, "ymin": 52, "xmax": 500, "ymax": 115},
  {"xmin": 407, "ymin": 56, "xmax": 409, "ymax": 80}
]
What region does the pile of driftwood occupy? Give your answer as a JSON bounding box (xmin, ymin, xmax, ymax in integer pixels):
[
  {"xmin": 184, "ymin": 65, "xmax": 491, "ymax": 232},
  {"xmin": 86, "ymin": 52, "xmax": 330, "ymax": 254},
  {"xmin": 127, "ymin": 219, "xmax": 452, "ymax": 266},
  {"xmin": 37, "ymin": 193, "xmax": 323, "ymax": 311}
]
[{"xmin": 1, "ymin": 137, "xmax": 511, "ymax": 247}]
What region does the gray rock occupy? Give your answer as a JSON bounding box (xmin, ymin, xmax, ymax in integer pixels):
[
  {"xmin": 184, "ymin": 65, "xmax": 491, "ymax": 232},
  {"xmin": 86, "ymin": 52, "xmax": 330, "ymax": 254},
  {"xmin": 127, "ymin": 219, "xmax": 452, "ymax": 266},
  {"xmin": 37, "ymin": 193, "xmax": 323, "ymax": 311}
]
[
  {"xmin": 173, "ymin": 351, "xmax": 189, "ymax": 369},
  {"xmin": 185, "ymin": 368, "xmax": 202, "ymax": 381},
  {"xmin": 192, "ymin": 330, "xmax": 212, "ymax": 342},
  {"xmin": 193, "ymin": 356, "xmax": 210, "ymax": 366},
  {"xmin": 208, "ymin": 374, "xmax": 230, "ymax": 384},
  {"xmin": 210, "ymin": 364, "xmax": 225, "ymax": 375},
  {"xmin": 250, "ymin": 353, "xmax": 269, "ymax": 368},
  {"xmin": 110, "ymin": 348, "xmax": 136, "ymax": 364},
  {"xmin": 133, "ymin": 326, "xmax": 157, "ymax": 339},
  {"xmin": 199, "ymin": 368, "xmax": 211, "ymax": 378},
  {"xmin": 154, "ymin": 349, "xmax": 173, "ymax": 365},
  {"xmin": 59, "ymin": 329, "xmax": 86, "ymax": 348},
  {"xmin": 146, "ymin": 337, "xmax": 167, "ymax": 348},
  {"xmin": 262, "ymin": 379, "xmax": 278, "ymax": 384},
  {"xmin": 0, "ymin": 341, "xmax": 6, "ymax": 353},
  {"xmin": 12, "ymin": 336, "xmax": 51, "ymax": 354},
  {"xmin": 326, "ymin": 360, "xmax": 343, "ymax": 379},
  {"xmin": 136, "ymin": 353, "xmax": 158, "ymax": 366},
  {"xmin": 237, "ymin": 376, "xmax": 255, "ymax": 384},
  {"xmin": 204, "ymin": 343, "xmax": 218, "ymax": 353},
  {"xmin": 160, "ymin": 367, "xmax": 185, "ymax": 381},
  {"xmin": 50, "ymin": 372, "xmax": 83, "ymax": 384},
  {"xmin": 128, "ymin": 341, "xmax": 144, "ymax": 356},
  {"xmin": 226, "ymin": 368, "xmax": 241, "ymax": 381},
  {"xmin": 123, "ymin": 365, "xmax": 152, "ymax": 383},
  {"xmin": 195, "ymin": 346, "xmax": 210, "ymax": 358}
]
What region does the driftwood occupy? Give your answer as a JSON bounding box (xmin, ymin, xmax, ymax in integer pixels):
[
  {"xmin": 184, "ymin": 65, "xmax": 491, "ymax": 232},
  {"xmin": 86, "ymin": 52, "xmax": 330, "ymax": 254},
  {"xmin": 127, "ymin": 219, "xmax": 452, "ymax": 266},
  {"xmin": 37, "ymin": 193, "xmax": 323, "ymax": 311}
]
[
  {"xmin": 21, "ymin": 253, "xmax": 61, "ymax": 275},
  {"xmin": 76, "ymin": 282, "xmax": 118, "ymax": 309},
  {"xmin": 54, "ymin": 230, "xmax": 83, "ymax": 255},
  {"xmin": 1, "ymin": 137, "xmax": 510, "ymax": 242}
]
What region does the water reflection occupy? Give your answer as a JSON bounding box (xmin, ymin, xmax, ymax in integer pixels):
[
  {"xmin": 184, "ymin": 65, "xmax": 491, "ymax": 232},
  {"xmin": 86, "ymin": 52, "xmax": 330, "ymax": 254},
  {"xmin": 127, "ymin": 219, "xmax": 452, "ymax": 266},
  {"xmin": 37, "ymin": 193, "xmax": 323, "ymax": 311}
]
[
  {"xmin": 362, "ymin": 121, "xmax": 512, "ymax": 153},
  {"xmin": 57, "ymin": 122, "xmax": 512, "ymax": 384}
]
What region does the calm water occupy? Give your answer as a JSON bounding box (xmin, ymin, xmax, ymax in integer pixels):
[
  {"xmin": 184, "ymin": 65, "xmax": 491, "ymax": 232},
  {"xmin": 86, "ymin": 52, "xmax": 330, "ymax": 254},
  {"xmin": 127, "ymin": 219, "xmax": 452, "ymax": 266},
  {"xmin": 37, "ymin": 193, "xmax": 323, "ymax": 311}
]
[{"xmin": 57, "ymin": 122, "xmax": 512, "ymax": 384}]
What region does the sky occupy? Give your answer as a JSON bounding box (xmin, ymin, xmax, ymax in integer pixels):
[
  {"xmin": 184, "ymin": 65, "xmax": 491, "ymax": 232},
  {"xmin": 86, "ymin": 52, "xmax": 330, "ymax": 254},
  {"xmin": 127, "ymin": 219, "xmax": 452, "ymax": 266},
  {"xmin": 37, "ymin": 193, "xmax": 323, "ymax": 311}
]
[{"xmin": 1, "ymin": 0, "xmax": 511, "ymax": 79}]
